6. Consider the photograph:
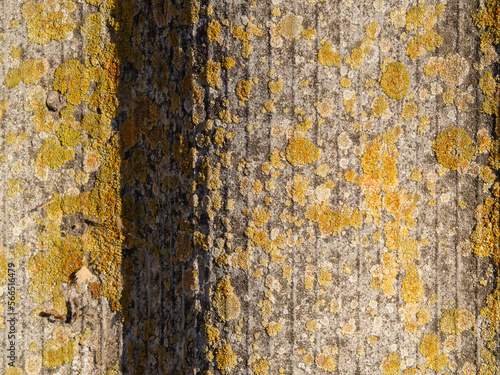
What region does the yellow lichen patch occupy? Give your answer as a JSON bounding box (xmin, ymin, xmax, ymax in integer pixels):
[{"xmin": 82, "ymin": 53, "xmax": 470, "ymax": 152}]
[
  {"xmin": 476, "ymin": 128, "xmax": 492, "ymax": 154},
  {"xmin": 81, "ymin": 12, "xmax": 102, "ymax": 60},
  {"xmin": 405, "ymin": 4, "xmax": 426, "ymax": 31},
  {"xmin": 318, "ymin": 41, "xmax": 342, "ymax": 67},
  {"xmin": 5, "ymin": 58, "xmax": 49, "ymax": 88},
  {"xmin": 419, "ymin": 334, "xmax": 448, "ymax": 372},
  {"xmin": 56, "ymin": 120, "xmax": 82, "ymax": 148},
  {"xmin": 302, "ymin": 27, "xmax": 317, "ymax": 39},
  {"xmin": 383, "ymin": 221, "xmax": 407, "ymax": 251},
  {"xmin": 480, "ymin": 165, "xmax": 497, "ymax": 185},
  {"xmin": 21, "ymin": 1, "xmax": 76, "ymax": 45},
  {"xmin": 306, "ymin": 201, "xmax": 361, "ymax": 236},
  {"xmin": 263, "ymin": 99, "xmax": 276, "ymax": 112},
  {"xmin": 411, "ymin": 169, "xmax": 422, "ymax": 182},
  {"xmin": 490, "ymin": 140, "xmax": 500, "ymax": 170},
  {"xmin": 253, "ymin": 359, "xmax": 270, "ymax": 375},
  {"xmin": 26, "ymin": 86, "xmax": 56, "ymax": 132},
  {"xmin": 316, "ymin": 353, "xmax": 335, "ymax": 372},
  {"xmin": 36, "ymin": 139, "xmax": 74, "ymax": 169},
  {"xmin": 416, "ymin": 308, "xmax": 431, "ymax": 326},
  {"xmin": 381, "ymin": 62, "xmax": 410, "ymax": 100},
  {"xmin": 382, "ymin": 189, "xmax": 418, "ymax": 223},
  {"xmin": 85, "ymin": 68, "xmax": 120, "ymax": 119},
  {"xmin": 343, "ymin": 90, "xmax": 357, "ymax": 116},
  {"xmin": 406, "ymin": 29, "xmax": 443, "ymax": 59},
  {"xmin": 207, "ymin": 19, "xmax": 221, "ymax": 42},
  {"xmin": 28, "ymin": 230, "xmax": 83, "ymax": 304},
  {"xmin": 0, "ymin": 100, "xmax": 8, "ymax": 119},
  {"xmin": 480, "ymin": 72, "xmax": 496, "ymax": 97},
  {"xmin": 266, "ymin": 320, "xmax": 282, "ymax": 336},
  {"xmin": 366, "ymin": 22, "xmax": 381, "ymax": 39},
  {"xmin": 81, "ymin": 113, "xmax": 112, "ymax": 145},
  {"xmin": 471, "ymin": 197, "xmax": 500, "ymax": 258},
  {"xmin": 204, "ymin": 324, "xmax": 220, "ymax": 347},
  {"xmin": 222, "ymin": 57, "xmax": 235, "ymax": 70},
  {"xmin": 345, "ymin": 24, "xmax": 379, "ymax": 70},
  {"xmin": 314, "ymin": 164, "xmax": 330, "ymax": 178},
  {"xmin": 399, "ymin": 238, "xmax": 419, "ymax": 268},
  {"xmin": 53, "ymin": 60, "xmax": 90, "ymax": 106},
  {"xmin": 473, "ymin": 0, "xmax": 500, "ymax": 53},
  {"xmin": 440, "ymin": 53, "xmax": 469, "ymax": 85},
  {"xmin": 279, "ymin": 14, "xmax": 303, "ymax": 40},
  {"xmin": 423, "ymin": 56, "xmax": 443, "ymax": 77},
  {"xmin": 380, "ymin": 353, "xmax": 401, "ymax": 375},
  {"xmin": 286, "ymin": 136, "xmax": 322, "ymax": 167},
  {"xmin": 252, "ymin": 206, "xmax": 271, "ymax": 227},
  {"xmin": 401, "ymin": 101, "xmax": 417, "ymax": 121},
  {"xmin": 419, "ymin": 333, "xmax": 439, "ymax": 357},
  {"xmin": 203, "ymin": 60, "xmax": 221, "ymax": 89},
  {"xmin": 345, "ymin": 38, "xmax": 373, "ymax": 70},
  {"xmin": 370, "ymin": 252, "xmax": 398, "ymax": 297},
  {"xmin": 417, "ymin": 116, "xmax": 431, "ymax": 135},
  {"xmin": 371, "ymin": 96, "xmax": 390, "ymax": 119},
  {"xmin": 83, "ymin": 150, "xmax": 101, "ymax": 173},
  {"xmin": 316, "ymin": 98, "xmax": 334, "ymax": 118},
  {"xmin": 288, "ymin": 174, "xmax": 309, "ymax": 206},
  {"xmin": 0, "ymin": 248, "xmax": 8, "ymax": 284},
  {"xmin": 380, "ymin": 151, "xmax": 399, "ymax": 192},
  {"xmin": 401, "ymin": 262, "xmax": 424, "ymax": 303},
  {"xmin": 268, "ymin": 78, "xmax": 283, "ymax": 94},
  {"xmin": 215, "ymin": 342, "xmax": 237, "ymax": 374},
  {"xmin": 440, "ymin": 309, "xmax": 460, "ymax": 335},
  {"xmin": 306, "ymin": 320, "xmax": 317, "ymax": 332},
  {"xmin": 318, "ymin": 269, "xmax": 332, "ymax": 286},
  {"xmin": 236, "ymin": 80, "xmax": 252, "ymax": 102},
  {"xmin": 213, "ymin": 276, "xmax": 241, "ymax": 321},
  {"xmin": 440, "ymin": 308, "xmax": 473, "ymax": 335},
  {"xmin": 7, "ymin": 179, "xmax": 23, "ymax": 197},
  {"xmin": 5, "ymin": 367, "xmax": 23, "ymax": 375},
  {"xmin": 340, "ymin": 77, "xmax": 351, "ymax": 88},
  {"xmin": 14, "ymin": 242, "xmax": 29, "ymax": 258},
  {"xmin": 433, "ymin": 127, "xmax": 475, "ymax": 172},
  {"xmin": 230, "ymin": 25, "xmax": 250, "ymax": 45}
]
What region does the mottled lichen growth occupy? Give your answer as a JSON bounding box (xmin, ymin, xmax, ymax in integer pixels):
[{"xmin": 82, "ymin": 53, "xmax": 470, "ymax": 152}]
[{"xmin": 4, "ymin": 0, "xmax": 500, "ymax": 373}]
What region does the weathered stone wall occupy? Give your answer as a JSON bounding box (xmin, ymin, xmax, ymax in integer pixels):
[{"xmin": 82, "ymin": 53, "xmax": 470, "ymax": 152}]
[{"xmin": 0, "ymin": 0, "xmax": 499, "ymax": 374}]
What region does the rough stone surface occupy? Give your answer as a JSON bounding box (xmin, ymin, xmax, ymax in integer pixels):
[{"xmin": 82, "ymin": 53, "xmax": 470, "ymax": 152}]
[{"xmin": 0, "ymin": 0, "xmax": 499, "ymax": 374}]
